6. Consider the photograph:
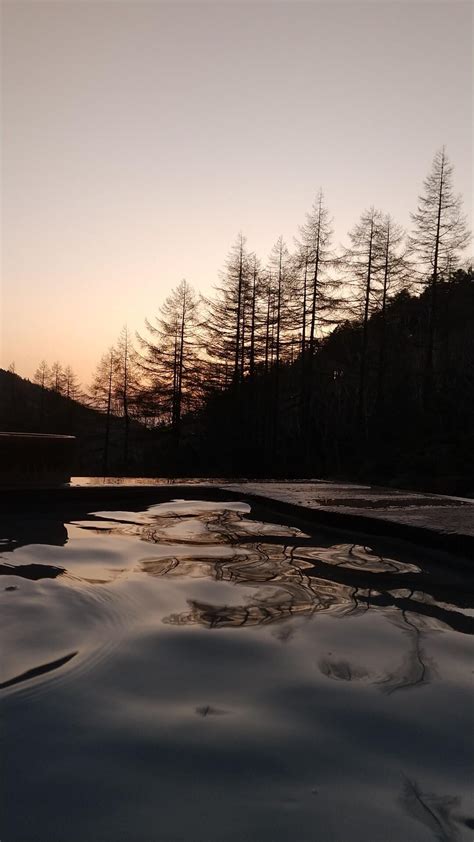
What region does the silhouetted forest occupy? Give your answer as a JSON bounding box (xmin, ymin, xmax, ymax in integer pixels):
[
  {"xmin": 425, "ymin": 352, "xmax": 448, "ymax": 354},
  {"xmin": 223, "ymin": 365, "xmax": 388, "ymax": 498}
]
[
  {"xmin": 2, "ymin": 149, "xmax": 472, "ymax": 493},
  {"xmin": 0, "ymin": 368, "xmax": 148, "ymax": 474}
]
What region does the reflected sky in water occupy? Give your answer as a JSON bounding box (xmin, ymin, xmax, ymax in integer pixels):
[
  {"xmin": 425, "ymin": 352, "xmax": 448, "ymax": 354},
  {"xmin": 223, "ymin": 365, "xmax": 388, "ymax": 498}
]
[{"xmin": 1, "ymin": 499, "xmax": 473, "ymax": 841}]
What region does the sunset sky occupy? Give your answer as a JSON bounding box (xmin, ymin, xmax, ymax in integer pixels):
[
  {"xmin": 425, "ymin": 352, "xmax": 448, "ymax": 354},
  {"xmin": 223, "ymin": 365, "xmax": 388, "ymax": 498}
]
[{"xmin": 1, "ymin": 0, "xmax": 472, "ymax": 386}]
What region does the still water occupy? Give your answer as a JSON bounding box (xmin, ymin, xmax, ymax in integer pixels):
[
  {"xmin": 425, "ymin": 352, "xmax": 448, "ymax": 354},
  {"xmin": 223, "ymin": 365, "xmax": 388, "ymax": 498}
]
[{"xmin": 1, "ymin": 498, "xmax": 473, "ymax": 841}]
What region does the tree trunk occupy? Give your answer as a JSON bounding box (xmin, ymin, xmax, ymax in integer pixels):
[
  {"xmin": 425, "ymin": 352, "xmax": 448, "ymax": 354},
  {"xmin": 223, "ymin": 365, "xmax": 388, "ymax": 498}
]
[
  {"xmin": 249, "ymin": 262, "xmax": 257, "ymax": 379},
  {"xmin": 376, "ymin": 224, "xmax": 390, "ymax": 414},
  {"xmin": 358, "ymin": 217, "xmax": 374, "ymax": 430},
  {"xmin": 103, "ymin": 353, "xmax": 113, "ymax": 476},
  {"xmin": 424, "ymin": 153, "xmax": 444, "ymax": 410},
  {"xmin": 233, "ymin": 239, "xmax": 244, "ymax": 384}
]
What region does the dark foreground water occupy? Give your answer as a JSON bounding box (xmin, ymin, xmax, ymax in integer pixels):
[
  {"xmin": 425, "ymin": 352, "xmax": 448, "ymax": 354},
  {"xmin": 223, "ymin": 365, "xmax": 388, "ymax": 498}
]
[{"xmin": 1, "ymin": 498, "xmax": 473, "ymax": 842}]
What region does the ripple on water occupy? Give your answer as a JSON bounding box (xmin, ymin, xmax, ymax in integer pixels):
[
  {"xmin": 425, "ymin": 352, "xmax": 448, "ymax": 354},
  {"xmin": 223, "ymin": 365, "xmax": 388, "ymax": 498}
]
[{"xmin": 1, "ymin": 498, "xmax": 473, "ymax": 842}]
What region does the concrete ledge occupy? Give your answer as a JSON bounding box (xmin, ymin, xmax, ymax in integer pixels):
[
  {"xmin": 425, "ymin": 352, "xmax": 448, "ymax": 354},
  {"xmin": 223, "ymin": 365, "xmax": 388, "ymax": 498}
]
[
  {"xmin": 0, "ymin": 477, "xmax": 472, "ymax": 560},
  {"xmin": 218, "ymin": 482, "xmax": 474, "ymax": 559},
  {"xmin": 220, "ymin": 487, "xmax": 474, "ymax": 560}
]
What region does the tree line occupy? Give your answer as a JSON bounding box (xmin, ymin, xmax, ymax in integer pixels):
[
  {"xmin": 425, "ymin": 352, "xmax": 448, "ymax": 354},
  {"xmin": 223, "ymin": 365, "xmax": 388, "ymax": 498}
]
[{"xmin": 26, "ymin": 148, "xmax": 472, "ymax": 489}]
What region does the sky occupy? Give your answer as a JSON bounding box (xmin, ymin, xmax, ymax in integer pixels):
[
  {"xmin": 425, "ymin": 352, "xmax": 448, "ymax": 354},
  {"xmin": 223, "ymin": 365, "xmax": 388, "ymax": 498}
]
[{"xmin": 1, "ymin": 0, "xmax": 472, "ymax": 386}]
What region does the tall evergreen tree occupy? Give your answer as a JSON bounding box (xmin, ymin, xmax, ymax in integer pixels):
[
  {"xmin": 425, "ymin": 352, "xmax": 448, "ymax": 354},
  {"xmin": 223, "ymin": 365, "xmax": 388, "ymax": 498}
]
[
  {"xmin": 114, "ymin": 325, "xmax": 140, "ymax": 468},
  {"xmin": 137, "ymin": 279, "xmax": 202, "ymax": 437},
  {"xmin": 63, "ymin": 365, "xmax": 81, "ymax": 401},
  {"xmin": 373, "ymin": 214, "xmax": 409, "ymax": 411},
  {"xmin": 204, "ymin": 234, "xmax": 251, "ymax": 388},
  {"xmin": 49, "ymin": 361, "xmax": 65, "ymax": 394},
  {"xmin": 343, "ymin": 207, "xmax": 384, "ymax": 427},
  {"xmin": 295, "ymin": 190, "xmax": 335, "ymax": 358},
  {"xmin": 34, "ymin": 360, "xmax": 50, "ymax": 390},
  {"xmin": 33, "ymin": 360, "xmax": 51, "ymax": 428},
  {"xmin": 266, "ymin": 236, "xmax": 294, "ymax": 371},
  {"xmin": 409, "ymin": 148, "xmax": 470, "ymax": 405},
  {"xmin": 89, "ymin": 348, "xmax": 117, "ymax": 475}
]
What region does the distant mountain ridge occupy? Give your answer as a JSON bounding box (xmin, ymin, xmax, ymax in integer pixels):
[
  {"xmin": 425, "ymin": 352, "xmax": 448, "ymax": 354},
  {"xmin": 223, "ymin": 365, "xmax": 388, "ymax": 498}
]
[{"xmin": 0, "ymin": 368, "xmax": 145, "ymax": 474}]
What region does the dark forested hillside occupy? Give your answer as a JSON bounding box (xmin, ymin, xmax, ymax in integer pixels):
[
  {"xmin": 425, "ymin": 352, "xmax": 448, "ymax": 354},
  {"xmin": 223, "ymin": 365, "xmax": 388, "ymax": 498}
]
[
  {"xmin": 151, "ymin": 270, "xmax": 473, "ymax": 495},
  {"xmin": 2, "ymin": 273, "xmax": 473, "ymax": 493},
  {"xmin": 0, "ymin": 369, "xmax": 147, "ymax": 475}
]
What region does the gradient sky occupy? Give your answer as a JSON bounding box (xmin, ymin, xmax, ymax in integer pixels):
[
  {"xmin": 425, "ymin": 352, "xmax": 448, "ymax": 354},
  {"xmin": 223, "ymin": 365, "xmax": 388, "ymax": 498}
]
[{"xmin": 1, "ymin": 0, "xmax": 472, "ymax": 385}]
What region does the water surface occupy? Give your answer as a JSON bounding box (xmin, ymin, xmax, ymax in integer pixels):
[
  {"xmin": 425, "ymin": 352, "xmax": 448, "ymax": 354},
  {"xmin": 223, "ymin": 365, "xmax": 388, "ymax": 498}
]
[{"xmin": 1, "ymin": 498, "xmax": 473, "ymax": 841}]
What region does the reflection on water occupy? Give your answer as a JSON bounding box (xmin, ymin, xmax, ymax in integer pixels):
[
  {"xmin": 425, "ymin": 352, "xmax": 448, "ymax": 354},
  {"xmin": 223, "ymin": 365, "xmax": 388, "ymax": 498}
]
[
  {"xmin": 0, "ymin": 561, "xmax": 65, "ymax": 580},
  {"xmin": 1, "ymin": 499, "xmax": 473, "ymax": 842},
  {"xmin": 0, "ymin": 651, "xmax": 77, "ymax": 690},
  {"xmin": 400, "ymin": 776, "xmax": 465, "ymax": 842}
]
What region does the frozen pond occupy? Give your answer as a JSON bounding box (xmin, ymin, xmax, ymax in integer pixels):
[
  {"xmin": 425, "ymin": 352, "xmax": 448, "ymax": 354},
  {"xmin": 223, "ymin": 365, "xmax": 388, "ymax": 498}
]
[{"xmin": 1, "ymin": 498, "xmax": 473, "ymax": 841}]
